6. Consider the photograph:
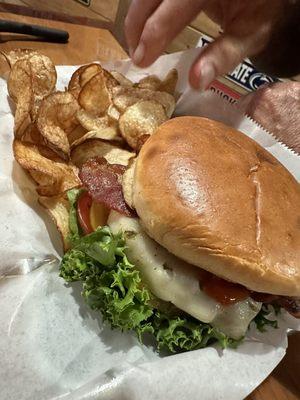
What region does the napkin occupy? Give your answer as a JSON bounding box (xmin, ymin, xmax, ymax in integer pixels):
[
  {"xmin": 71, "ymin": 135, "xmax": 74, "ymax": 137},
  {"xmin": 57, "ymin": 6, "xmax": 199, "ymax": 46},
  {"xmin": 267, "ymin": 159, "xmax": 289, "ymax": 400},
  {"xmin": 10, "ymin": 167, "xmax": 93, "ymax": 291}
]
[
  {"xmin": 0, "ymin": 48, "xmax": 299, "ymax": 400},
  {"xmin": 0, "ymin": 77, "xmax": 60, "ymax": 276}
]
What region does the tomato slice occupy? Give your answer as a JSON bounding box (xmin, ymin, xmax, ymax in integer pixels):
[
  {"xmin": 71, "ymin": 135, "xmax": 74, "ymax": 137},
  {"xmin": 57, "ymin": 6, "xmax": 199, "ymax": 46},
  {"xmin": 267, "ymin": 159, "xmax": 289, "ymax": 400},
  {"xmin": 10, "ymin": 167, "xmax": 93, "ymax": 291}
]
[
  {"xmin": 77, "ymin": 191, "xmax": 93, "ymax": 235},
  {"xmin": 90, "ymin": 201, "xmax": 109, "ymax": 230}
]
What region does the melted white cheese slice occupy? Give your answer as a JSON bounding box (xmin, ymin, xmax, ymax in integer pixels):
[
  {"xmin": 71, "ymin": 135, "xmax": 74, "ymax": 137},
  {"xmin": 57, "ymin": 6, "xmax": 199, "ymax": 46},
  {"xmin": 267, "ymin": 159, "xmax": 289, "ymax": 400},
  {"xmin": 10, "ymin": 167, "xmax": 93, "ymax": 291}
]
[{"xmin": 108, "ymin": 211, "xmax": 261, "ymax": 339}]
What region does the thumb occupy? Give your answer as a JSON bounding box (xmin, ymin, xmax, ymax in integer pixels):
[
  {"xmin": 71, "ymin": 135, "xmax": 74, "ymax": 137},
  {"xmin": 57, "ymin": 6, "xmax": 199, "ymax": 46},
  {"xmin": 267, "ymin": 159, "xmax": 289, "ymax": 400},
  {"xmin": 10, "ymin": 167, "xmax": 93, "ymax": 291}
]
[{"xmin": 189, "ymin": 33, "xmax": 254, "ymax": 90}]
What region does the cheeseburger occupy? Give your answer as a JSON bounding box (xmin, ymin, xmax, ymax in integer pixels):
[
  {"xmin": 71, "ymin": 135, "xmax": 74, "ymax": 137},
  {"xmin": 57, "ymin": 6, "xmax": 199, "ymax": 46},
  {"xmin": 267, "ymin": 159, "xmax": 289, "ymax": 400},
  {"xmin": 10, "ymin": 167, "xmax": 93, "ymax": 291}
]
[{"xmin": 60, "ymin": 116, "xmax": 300, "ymax": 353}]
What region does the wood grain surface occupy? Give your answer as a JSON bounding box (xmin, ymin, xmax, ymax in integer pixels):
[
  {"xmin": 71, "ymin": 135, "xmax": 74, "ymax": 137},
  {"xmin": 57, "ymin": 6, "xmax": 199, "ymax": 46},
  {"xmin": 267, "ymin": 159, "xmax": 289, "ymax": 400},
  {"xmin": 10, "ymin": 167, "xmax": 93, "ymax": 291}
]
[
  {"xmin": 0, "ymin": 5, "xmax": 299, "ymax": 400},
  {"xmin": 0, "ymin": 10, "xmax": 127, "ymax": 77}
]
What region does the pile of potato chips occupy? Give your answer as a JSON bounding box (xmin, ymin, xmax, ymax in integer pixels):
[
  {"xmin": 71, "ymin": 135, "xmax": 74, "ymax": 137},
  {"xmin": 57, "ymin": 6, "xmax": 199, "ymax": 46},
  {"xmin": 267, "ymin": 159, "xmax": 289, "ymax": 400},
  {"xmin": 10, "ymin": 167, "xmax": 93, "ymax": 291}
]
[{"xmin": 4, "ymin": 49, "xmax": 177, "ymax": 250}]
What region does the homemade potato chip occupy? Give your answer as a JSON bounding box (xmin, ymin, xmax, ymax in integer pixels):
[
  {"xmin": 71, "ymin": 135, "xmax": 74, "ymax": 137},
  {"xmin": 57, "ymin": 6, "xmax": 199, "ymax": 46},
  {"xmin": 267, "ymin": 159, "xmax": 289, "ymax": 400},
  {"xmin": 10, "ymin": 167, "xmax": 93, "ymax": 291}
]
[
  {"xmin": 37, "ymin": 91, "xmax": 80, "ymax": 157},
  {"xmin": 135, "ymin": 69, "xmax": 178, "ymax": 95},
  {"xmin": 110, "ymin": 71, "xmax": 133, "ymax": 87},
  {"xmin": 67, "ymin": 124, "xmax": 87, "ymax": 145},
  {"xmin": 76, "ymin": 109, "xmax": 110, "ymax": 131},
  {"xmin": 37, "ymin": 145, "xmax": 66, "ymax": 163},
  {"xmin": 13, "ymin": 139, "xmax": 80, "ymax": 196},
  {"xmin": 78, "ymin": 71, "xmax": 113, "ymax": 116},
  {"xmin": 136, "ymin": 75, "xmax": 162, "ymax": 91},
  {"xmin": 7, "ymin": 53, "xmax": 57, "ymax": 134},
  {"xmin": 71, "ymin": 127, "xmax": 121, "ymax": 148},
  {"xmin": 8, "ymin": 59, "xmax": 33, "ymax": 137},
  {"xmin": 1, "ymin": 48, "xmax": 38, "ymax": 68},
  {"xmin": 159, "ymin": 68, "xmax": 178, "ymax": 95},
  {"xmin": 80, "ymin": 64, "xmax": 103, "ymax": 87},
  {"xmin": 68, "ymin": 63, "xmax": 103, "ymax": 99},
  {"xmin": 7, "ymin": 58, "xmax": 32, "ymax": 104},
  {"xmin": 29, "ymin": 169, "xmax": 56, "ymax": 187},
  {"xmin": 122, "ymin": 157, "xmax": 136, "ymax": 209},
  {"xmin": 107, "ymin": 104, "xmax": 121, "ymax": 121},
  {"xmin": 38, "ymin": 194, "xmax": 71, "ymax": 251},
  {"xmin": 119, "ymin": 100, "xmax": 167, "ymax": 149},
  {"xmin": 14, "ymin": 93, "xmax": 32, "ymax": 138},
  {"xmin": 69, "ymin": 64, "xmax": 117, "ymax": 98},
  {"xmin": 113, "ymin": 86, "xmax": 175, "ymax": 117},
  {"xmin": 7, "ymin": 59, "xmax": 34, "ymax": 138},
  {"xmin": 78, "ymin": 69, "xmax": 118, "ymax": 117},
  {"xmin": 19, "ymin": 128, "xmax": 65, "ymax": 161},
  {"xmin": 75, "ymin": 109, "xmax": 121, "ymax": 142},
  {"xmin": 71, "ymin": 139, "xmax": 135, "ymax": 168},
  {"xmin": 21, "ymin": 123, "xmax": 42, "ymax": 144},
  {"xmin": 8, "ymin": 54, "xmax": 56, "ymax": 111},
  {"xmin": 68, "ymin": 64, "xmax": 88, "ymax": 98},
  {"xmin": 29, "ymin": 54, "xmax": 57, "ymax": 101}
]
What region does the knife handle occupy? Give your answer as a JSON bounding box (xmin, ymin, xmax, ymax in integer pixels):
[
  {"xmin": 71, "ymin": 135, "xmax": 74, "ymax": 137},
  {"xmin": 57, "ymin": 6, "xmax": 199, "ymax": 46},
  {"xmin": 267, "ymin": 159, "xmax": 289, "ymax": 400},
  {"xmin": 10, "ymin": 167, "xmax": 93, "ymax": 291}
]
[{"xmin": 0, "ymin": 20, "xmax": 69, "ymax": 43}]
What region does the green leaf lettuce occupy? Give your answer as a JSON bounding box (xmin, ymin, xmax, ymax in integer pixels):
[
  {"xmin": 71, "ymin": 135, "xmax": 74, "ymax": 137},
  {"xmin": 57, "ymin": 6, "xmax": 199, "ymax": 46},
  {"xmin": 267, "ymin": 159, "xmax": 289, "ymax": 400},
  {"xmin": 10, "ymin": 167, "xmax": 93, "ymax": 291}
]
[{"xmin": 67, "ymin": 188, "xmax": 83, "ymax": 246}]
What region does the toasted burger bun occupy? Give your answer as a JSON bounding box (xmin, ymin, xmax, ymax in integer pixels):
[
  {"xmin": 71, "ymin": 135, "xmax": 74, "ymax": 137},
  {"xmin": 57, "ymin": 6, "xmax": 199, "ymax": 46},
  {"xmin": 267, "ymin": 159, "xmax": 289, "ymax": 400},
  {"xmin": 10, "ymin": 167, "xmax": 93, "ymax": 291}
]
[{"xmin": 133, "ymin": 116, "xmax": 300, "ymax": 296}]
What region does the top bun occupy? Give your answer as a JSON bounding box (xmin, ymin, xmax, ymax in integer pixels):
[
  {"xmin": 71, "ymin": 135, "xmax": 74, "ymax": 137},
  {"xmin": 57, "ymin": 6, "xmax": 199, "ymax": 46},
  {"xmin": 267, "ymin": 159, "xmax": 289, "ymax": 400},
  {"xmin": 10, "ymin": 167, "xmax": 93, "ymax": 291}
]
[{"xmin": 133, "ymin": 116, "xmax": 300, "ymax": 296}]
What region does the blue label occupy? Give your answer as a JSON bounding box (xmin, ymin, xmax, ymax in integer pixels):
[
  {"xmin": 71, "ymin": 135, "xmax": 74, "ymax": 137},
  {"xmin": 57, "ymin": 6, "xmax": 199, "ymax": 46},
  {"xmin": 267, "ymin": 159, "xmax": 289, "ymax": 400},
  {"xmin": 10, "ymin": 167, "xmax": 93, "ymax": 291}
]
[{"xmin": 198, "ymin": 36, "xmax": 279, "ymax": 92}]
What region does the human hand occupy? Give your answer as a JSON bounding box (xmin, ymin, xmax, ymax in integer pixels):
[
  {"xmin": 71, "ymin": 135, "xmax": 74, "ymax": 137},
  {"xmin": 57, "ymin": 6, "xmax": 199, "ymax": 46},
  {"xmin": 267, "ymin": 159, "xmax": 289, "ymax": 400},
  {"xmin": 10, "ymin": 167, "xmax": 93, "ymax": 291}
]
[
  {"xmin": 240, "ymin": 81, "xmax": 300, "ymax": 154},
  {"xmin": 125, "ymin": 0, "xmax": 284, "ymax": 90},
  {"xmin": 239, "ymin": 82, "xmax": 300, "ymax": 154}
]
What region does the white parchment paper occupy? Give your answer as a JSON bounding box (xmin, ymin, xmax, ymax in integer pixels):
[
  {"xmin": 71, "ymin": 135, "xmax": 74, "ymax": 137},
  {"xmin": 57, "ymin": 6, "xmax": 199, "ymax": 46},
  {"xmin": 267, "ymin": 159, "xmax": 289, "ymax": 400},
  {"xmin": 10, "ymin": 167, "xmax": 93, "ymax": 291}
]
[{"xmin": 0, "ymin": 49, "xmax": 299, "ymax": 400}]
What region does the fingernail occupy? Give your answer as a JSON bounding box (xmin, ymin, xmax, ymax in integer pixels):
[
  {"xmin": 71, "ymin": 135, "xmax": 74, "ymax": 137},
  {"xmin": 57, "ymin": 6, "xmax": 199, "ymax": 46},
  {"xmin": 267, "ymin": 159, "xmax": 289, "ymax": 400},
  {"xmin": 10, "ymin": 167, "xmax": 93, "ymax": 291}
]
[
  {"xmin": 133, "ymin": 42, "xmax": 145, "ymax": 65},
  {"xmin": 198, "ymin": 62, "xmax": 215, "ymax": 91}
]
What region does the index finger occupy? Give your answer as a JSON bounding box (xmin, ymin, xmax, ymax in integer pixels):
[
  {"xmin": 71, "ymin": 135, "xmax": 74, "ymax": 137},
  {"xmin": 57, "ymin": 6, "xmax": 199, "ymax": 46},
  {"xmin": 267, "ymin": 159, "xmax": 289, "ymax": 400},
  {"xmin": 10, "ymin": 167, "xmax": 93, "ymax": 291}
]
[
  {"xmin": 124, "ymin": 0, "xmax": 162, "ymax": 56},
  {"xmin": 131, "ymin": 0, "xmax": 205, "ymax": 68}
]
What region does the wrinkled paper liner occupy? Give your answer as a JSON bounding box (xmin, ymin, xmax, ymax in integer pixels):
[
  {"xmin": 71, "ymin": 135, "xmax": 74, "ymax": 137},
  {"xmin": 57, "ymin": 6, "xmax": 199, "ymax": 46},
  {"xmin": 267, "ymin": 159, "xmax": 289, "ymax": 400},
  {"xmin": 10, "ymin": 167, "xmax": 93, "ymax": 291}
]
[{"xmin": 0, "ymin": 48, "xmax": 299, "ymax": 400}]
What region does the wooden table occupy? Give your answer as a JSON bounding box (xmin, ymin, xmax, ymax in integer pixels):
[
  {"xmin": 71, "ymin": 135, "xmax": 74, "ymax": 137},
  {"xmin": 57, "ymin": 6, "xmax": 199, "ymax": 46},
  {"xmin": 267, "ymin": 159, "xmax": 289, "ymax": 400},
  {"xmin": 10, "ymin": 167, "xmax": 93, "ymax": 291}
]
[
  {"xmin": 0, "ymin": 9, "xmax": 299, "ymax": 400},
  {"xmin": 0, "ymin": 9, "xmax": 127, "ymax": 77}
]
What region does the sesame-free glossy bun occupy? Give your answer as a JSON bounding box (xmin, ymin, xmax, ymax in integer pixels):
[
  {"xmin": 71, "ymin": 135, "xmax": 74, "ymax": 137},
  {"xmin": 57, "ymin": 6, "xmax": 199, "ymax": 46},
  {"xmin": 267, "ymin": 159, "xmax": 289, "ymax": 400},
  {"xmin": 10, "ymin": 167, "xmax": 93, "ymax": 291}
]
[{"xmin": 133, "ymin": 116, "xmax": 300, "ymax": 296}]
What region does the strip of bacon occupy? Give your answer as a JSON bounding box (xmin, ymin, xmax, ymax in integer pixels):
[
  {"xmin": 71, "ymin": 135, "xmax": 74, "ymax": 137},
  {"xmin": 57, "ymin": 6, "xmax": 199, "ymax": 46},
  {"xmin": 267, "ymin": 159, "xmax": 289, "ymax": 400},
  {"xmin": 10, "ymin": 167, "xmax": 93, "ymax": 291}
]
[
  {"xmin": 79, "ymin": 156, "xmax": 135, "ymax": 217},
  {"xmin": 252, "ymin": 292, "xmax": 300, "ymax": 318},
  {"xmin": 276, "ymin": 297, "xmax": 300, "ymax": 318}
]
